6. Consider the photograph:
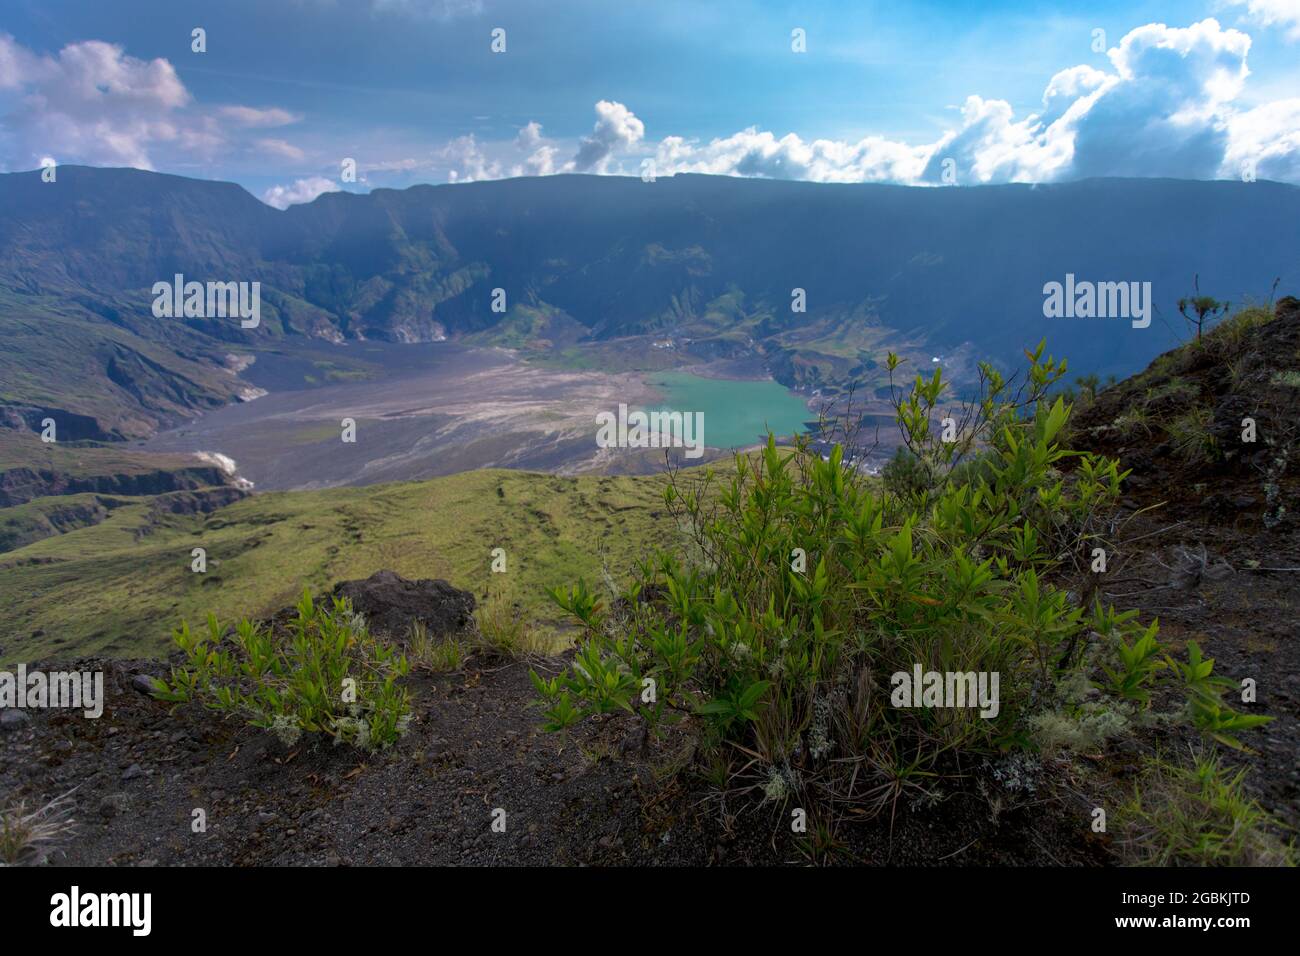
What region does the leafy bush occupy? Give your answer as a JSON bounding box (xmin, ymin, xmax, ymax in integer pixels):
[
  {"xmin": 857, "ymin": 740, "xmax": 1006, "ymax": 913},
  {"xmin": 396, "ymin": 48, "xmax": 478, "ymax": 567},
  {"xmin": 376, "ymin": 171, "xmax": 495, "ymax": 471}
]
[
  {"xmin": 156, "ymin": 590, "xmax": 412, "ymax": 752},
  {"xmin": 534, "ymin": 342, "xmax": 1271, "ymax": 818},
  {"xmin": 1172, "ymin": 640, "xmax": 1273, "ymax": 750},
  {"xmin": 881, "ymin": 446, "xmax": 933, "ymax": 500}
]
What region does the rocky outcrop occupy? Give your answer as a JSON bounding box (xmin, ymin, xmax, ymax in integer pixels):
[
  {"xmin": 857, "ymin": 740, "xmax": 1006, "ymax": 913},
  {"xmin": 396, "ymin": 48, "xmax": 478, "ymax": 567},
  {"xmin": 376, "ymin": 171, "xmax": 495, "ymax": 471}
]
[
  {"xmin": 0, "ymin": 495, "xmax": 123, "ymax": 553},
  {"xmin": 331, "ymin": 570, "xmax": 477, "ymax": 640},
  {"xmin": 0, "ymin": 465, "xmax": 233, "ymax": 508},
  {"xmin": 0, "ymin": 404, "xmax": 121, "ymax": 441},
  {"xmin": 146, "ymin": 486, "xmax": 249, "ymax": 517},
  {"xmin": 0, "ymin": 487, "xmax": 249, "ymax": 554},
  {"xmin": 1067, "ymin": 298, "xmax": 1299, "ymax": 528}
]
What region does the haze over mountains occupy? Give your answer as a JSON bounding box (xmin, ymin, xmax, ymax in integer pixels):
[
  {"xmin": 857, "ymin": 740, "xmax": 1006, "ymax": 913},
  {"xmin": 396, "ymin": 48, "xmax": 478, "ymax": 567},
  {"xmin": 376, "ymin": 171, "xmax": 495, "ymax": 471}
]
[{"xmin": 1, "ymin": 165, "xmax": 1297, "ymax": 441}]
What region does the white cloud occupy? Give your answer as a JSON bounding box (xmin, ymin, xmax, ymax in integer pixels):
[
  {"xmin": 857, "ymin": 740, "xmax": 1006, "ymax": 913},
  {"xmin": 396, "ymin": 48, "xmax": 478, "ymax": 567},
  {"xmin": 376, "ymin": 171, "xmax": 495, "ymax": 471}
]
[
  {"xmin": 439, "ymin": 134, "xmax": 502, "ymax": 182},
  {"xmin": 5, "ymin": 18, "xmax": 1296, "ymax": 189},
  {"xmin": 511, "ymin": 121, "xmax": 557, "ymax": 176},
  {"xmin": 1224, "ymin": 97, "xmax": 1300, "ymax": 179},
  {"xmin": 0, "ymin": 33, "xmax": 305, "ymax": 172},
  {"xmin": 520, "ymin": 144, "xmax": 558, "ymax": 176},
  {"xmin": 262, "ymin": 176, "xmax": 341, "ymax": 209},
  {"xmin": 257, "ymin": 137, "xmax": 306, "ymax": 161},
  {"xmin": 649, "ymin": 18, "xmax": 1299, "ymax": 186},
  {"xmin": 572, "ymin": 100, "xmax": 645, "ymax": 172},
  {"xmin": 0, "ymin": 33, "xmax": 189, "ymax": 168},
  {"xmin": 656, "ymin": 128, "xmax": 929, "ymax": 182},
  {"xmin": 1062, "ymin": 19, "xmax": 1251, "ymax": 180},
  {"xmin": 218, "ymin": 105, "xmax": 300, "ymax": 128},
  {"xmin": 515, "ymin": 121, "xmax": 544, "ymax": 151},
  {"xmin": 1224, "ymin": 0, "xmax": 1300, "ymax": 40}
]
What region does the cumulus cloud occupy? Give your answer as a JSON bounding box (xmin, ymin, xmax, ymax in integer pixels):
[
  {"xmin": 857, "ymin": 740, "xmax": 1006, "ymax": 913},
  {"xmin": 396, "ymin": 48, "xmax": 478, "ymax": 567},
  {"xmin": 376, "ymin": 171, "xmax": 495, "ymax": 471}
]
[
  {"xmin": 0, "ymin": 33, "xmax": 189, "ymax": 168},
  {"xmin": 439, "ymin": 134, "xmax": 503, "ymax": 182},
  {"xmin": 650, "ymin": 18, "xmax": 1299, "ymax": 186},
  {"xmin": 656, "ymin": 128, "xmax": 929, "ymax": 182},
  {"xmin": 433, "ymin": 124, "xmax": 563, "ymax": 181},
  {"xmin": 1068, "ymin": 19, "xmax": 1250, "ymax": 179},
  {"xmin": 1224, "ymin": 0, "xmax": 1300, "ymax": 40},
  {"xmin": 515, "ymin": 121, "xmax": 544, "ymax": 151},
  {"xmin": 513, "ymin": 121, "xmax": 557, "ymax": 176},
  {"xmin": 372, "ymin": 22, "xmax": 1297, "ymax": 190},
  {"xmin": 572, "ymin": 100, "xmax": 644, "ymax": 172},
  {"xmin": 262, "ymin": 176, "xmax": 341, "ymax": 209},
  {"xmin": 1224, "ymin": 97, "xmax": 1300, "ymax": 180},
  {"xmin": 0, "ymin": 33, "xmax": 305, "ymax": 171},
  {"xmin": 5, "ymin": 18, "xmax": 1297, "ymax": 190}
]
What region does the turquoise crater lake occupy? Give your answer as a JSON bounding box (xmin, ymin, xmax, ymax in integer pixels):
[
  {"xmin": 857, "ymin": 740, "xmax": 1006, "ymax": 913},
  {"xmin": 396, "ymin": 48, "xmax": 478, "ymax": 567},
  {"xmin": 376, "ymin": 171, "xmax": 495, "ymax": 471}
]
[{"xmin": 645, "ymin": 372, "xmax": 812, "ymax": 450}]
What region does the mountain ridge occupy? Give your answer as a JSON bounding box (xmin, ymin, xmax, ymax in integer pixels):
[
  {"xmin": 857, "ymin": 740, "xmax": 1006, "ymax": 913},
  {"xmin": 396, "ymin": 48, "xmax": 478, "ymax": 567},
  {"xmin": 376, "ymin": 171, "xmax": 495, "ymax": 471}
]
[{"xmin": 2, "ymin": 166, "xmax": 1298, "ymax": 440}]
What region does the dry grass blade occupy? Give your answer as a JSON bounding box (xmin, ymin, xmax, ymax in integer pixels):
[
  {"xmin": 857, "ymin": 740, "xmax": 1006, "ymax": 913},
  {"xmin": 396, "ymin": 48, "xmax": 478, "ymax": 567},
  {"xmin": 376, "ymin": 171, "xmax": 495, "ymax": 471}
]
[{"xmin": 0, "ymin": 789, "xmax": 78, "ymax": 866}]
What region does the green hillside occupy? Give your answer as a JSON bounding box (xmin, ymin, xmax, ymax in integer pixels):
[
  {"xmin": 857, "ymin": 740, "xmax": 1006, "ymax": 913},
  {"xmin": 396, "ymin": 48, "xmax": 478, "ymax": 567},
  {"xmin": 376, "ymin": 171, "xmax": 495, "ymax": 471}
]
[
  {"xmin": 0, "ymin": 288, "xmax": 250, "ymax": 440},
  {"xmin": 0, "ymin": 429, "xmax": 215, "ymax": 478},
  {"xmin": 0, "ymin": 467, "xmax": 683, "ymax": 664}
]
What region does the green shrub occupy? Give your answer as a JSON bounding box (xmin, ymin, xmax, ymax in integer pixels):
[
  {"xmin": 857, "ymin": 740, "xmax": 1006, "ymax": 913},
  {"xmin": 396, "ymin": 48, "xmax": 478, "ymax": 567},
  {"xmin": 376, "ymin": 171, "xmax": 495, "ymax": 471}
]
[
  {"xmin": 1168, "ymin": 406, "xmax": 1219, "ymax": 465},
  {"xmin": 881, "ymin": 446, "xmax": 933, "ymax": 500},
  {"xmin": 155, "ymin": 590, "xmax": 412, "ymax": 752},
  {"xmin": 535, "ymin": 342, "xmax": 1271, "ymax": 820},
  {"xmin": 1121, "ymin": 753, "xmax": 1294, "ymax": 866},
  {"xmin": 1171, "ymin": 640, "xmax": 1273, "ymax": 751}
]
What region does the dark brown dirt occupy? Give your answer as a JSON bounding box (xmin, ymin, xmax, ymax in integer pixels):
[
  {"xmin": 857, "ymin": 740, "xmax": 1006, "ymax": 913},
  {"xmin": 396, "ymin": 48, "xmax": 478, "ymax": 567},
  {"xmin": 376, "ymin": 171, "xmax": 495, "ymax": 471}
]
[
  {"xmin": 0, "ymin": 650, "xmax": 1111, "ymax": 866},
  {"xmin": 1066, "ymin": 299, "xmax": 1300, "ymax": 827}
]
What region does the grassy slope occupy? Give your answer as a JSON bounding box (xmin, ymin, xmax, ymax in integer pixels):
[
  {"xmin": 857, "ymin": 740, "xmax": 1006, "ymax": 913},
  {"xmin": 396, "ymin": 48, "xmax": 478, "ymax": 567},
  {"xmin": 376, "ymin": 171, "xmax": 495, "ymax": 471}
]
[
  {"xmin": 0, "ymin": 467, "xmax": 682, "ymax": 664},
  {"xmin": 0, "ymin": 493, "xmax": 126, "ymax": 552},
  {"xmin": 0, "ymin": 430, "xmax": 208, "ymax": 476},
  {"xmin": 0, "ymin": 290, "xmax": 242, "ymax": 439}
]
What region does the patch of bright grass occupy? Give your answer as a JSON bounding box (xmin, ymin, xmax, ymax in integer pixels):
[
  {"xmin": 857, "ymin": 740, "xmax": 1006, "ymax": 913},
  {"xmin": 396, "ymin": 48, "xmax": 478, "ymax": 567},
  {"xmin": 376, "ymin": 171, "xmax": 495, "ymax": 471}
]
[
  {"xmin": 1120, "ymin": 752, "xmax": 1295, "ymax": 867},
  {"xmin": 0, "ymin": 468, "xmax": 682, "ymax": 663}
]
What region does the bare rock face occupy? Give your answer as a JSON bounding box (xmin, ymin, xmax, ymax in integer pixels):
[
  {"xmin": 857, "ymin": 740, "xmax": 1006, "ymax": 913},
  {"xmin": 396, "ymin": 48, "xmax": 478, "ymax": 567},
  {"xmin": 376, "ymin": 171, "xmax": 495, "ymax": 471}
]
[{"xmin": 331, "ymin": 570, "xmax": 476, "ymax": 641}]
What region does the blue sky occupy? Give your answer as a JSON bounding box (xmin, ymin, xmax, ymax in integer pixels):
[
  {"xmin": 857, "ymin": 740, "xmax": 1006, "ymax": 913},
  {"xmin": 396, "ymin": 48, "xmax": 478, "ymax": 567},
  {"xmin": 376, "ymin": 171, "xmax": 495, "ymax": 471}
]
[{"xmin": 2, "ymin": 0, "xmax": 1298, "ymax": 205}]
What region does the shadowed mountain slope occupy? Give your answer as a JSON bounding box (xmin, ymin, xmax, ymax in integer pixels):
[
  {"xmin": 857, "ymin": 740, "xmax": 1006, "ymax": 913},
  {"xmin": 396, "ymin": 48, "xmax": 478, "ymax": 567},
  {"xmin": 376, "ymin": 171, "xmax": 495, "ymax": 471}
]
[{"xmin": 1, "ymin": 167, "xmax": 1297, "ymax": 439}]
